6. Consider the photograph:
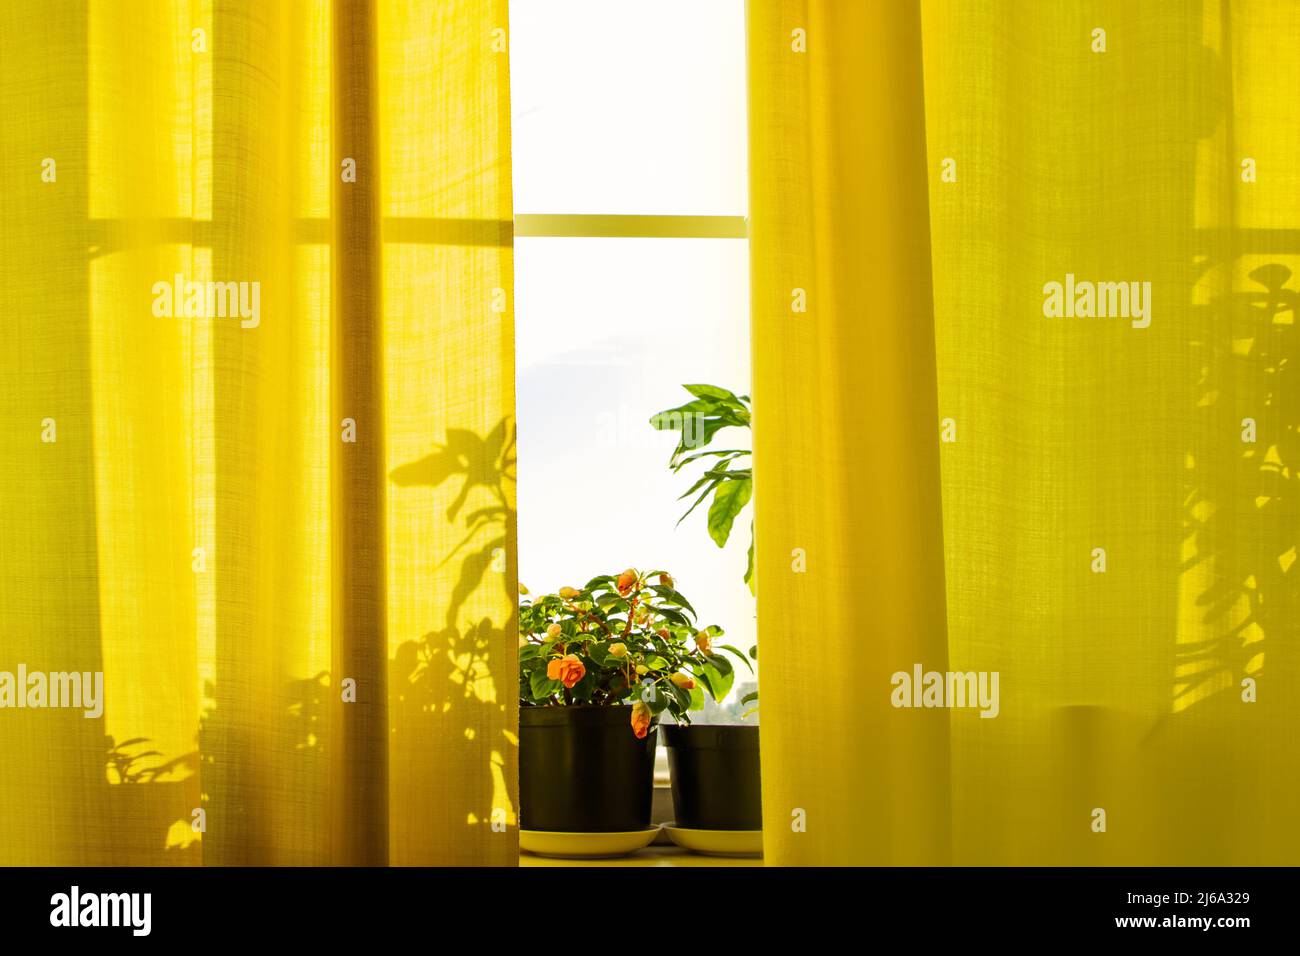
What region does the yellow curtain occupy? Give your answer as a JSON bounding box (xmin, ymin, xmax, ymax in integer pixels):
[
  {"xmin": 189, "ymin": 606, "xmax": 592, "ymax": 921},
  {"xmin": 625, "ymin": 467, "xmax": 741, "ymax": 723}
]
[
  {"xmin": 0, "ymin": 0, "xmax": 516, "ymax": 866},
  {"xmin": 750, "ymin": 0, "xmax": 1300, "ymax": 865},
  {"xmin": 748, "ymin": 0, "xmax": 951, "ymax": 866}
]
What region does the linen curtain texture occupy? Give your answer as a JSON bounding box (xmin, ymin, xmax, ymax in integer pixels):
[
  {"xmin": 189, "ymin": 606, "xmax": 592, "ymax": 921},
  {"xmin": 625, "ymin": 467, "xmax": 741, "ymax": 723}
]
[
  {"xmin": 749, "ymin": 0, "xmax": 1300, "ymax": 865},
  {"xmin": 0, "ymin": 0, "xmax": 517, "ymax": 865}
]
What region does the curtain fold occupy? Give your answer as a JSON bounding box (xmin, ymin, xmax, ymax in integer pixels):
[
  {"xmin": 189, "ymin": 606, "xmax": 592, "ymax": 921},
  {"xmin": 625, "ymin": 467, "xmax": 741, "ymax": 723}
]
[
  {"xmin": 0, "ymin": 0, "xmax": 516, "ymax": 867},
  {"xmin": 749, "ymin": 0, "xmax": 1300, "ymax": 866},
  {"xmin": 748, "ymin": 0, "xmax": 951, "ymax": 866}
]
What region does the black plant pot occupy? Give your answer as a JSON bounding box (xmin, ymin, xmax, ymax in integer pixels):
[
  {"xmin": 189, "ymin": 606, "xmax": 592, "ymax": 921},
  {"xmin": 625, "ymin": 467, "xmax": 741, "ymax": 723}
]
[
  {"xmin": 519, "ymin": 704, "xmax": 657, "ymax": 832},
  {"xmin": 663, "ymin": 724, "xmax": 762, "ymax": 830}
]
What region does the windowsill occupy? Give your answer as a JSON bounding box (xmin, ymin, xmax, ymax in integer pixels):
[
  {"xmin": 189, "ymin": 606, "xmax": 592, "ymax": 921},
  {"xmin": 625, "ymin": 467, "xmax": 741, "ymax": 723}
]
[
  {"xmin": 520, "ymin": 846, "xmax": 762, "ymax": 867},
  {"xmin": 518, "ymin": 785, "xmax": 763, "ymax": 866}
]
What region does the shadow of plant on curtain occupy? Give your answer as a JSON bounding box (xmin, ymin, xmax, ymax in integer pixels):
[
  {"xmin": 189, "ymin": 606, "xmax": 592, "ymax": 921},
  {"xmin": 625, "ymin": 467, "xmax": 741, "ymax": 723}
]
[
  {"xmin": 98, "ymin": 416, "xmax": 520, "ymax": 865},
  {"xmin": 389, "ymin": 417, "xmax": 519, "ymax": 857}
]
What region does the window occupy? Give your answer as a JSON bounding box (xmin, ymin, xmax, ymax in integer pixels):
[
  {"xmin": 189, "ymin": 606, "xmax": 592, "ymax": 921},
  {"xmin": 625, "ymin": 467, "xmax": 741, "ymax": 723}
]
[{"xmin": 510, "ymin": 0, "xmax": 756, "ymax": 717}]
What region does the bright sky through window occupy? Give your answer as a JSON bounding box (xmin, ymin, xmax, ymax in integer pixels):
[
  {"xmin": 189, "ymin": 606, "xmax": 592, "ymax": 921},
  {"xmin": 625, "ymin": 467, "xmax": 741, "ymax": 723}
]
[{"xmin": 509, "ymin": 0, "xmax": 756, "ymax": 697}]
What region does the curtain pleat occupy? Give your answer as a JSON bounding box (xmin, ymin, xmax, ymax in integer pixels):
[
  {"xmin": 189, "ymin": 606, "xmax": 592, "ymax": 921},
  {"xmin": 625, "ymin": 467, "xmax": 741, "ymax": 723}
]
[
  {"xmin": 747, "ymin": 0, "xmax": 952, "ymax": 866},
  {"xmin": 330, "ymin": 0, "xmax": 389, "ymax": 868},
  {"xmin": 0, "ymin": 0, "xmax": 516, "ymax": 867},
  {"xmin": 0, "ymin": 2, "xmax": 111, "ymax": 867}
]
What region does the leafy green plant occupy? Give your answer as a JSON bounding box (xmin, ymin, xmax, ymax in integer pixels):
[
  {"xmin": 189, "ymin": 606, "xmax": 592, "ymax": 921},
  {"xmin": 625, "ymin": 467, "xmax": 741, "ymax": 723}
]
[
  {"xmin": 739, "ymin": 644, "xmax": 759, "ymax": 718},
  {"xmin": 649, "ymin": 385, "xmax": 754, "ymax": 592},
  {"xmin": 518, "ymin": 569, "xmax": 752, "ymax": 736}
]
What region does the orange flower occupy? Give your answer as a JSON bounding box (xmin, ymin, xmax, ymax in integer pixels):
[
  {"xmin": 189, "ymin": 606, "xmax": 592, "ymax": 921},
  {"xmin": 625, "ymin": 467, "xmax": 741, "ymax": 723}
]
[
  {"xmin": 670, "ymin": 672, "xmax": 695, "ymax": 690},
  {"xmin": 630, "ymin": 701, "xmax": 652, "ymax": 739},
  {"xmin": 546, "ymin": 654, "xmax": 586, "ymax": 689},
  {"xmin": 616, "ymin": 568, "xmax": 638, "ymax": 595},
  {"xmin": 694, "ymin": 630, "xmax": 713, "ymax": 656}
]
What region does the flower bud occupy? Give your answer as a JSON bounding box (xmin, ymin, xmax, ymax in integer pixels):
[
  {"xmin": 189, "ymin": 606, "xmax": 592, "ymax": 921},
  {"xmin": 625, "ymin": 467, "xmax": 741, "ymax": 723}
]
[{"xmin": 630, "ymin": 701, "xmax": 652, "ymax": 739}]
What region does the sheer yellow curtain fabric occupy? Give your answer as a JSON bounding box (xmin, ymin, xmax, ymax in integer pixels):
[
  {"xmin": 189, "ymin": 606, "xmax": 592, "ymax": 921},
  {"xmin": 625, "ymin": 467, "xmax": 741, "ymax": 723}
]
[
  {"xmin": 923, "ymin": 0, "xmax": 1300, "ymax": 866},
  {"xmin": 747, "ymin": 0, "xmax": 951, "ymax": 866},
  {"xmin": 749, "ymin": 0, "xmax": 1300, "ymax": 865},
  {"xmin": 0, "ymin": 0, "xmax": 516, "ymax": 866}
]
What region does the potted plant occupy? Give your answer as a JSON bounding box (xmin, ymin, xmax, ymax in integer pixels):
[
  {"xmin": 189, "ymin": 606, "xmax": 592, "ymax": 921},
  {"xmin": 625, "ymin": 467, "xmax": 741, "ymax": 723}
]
[
  {"xmin": 650, "ymin": 384, "xmax": 763, "ymax": 844},
  {"xmin": 661, "ymin": 643, "xmax": 761, "ymax": 834},
  {"xmin": 517, "ymin": 568, "xmax": 740, "ymax": 839}
]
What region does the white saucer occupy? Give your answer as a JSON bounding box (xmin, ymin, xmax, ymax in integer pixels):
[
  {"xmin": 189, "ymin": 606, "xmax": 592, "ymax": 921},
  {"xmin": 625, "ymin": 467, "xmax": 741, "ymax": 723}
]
[
  {"xmin": 662, "ymin": 824, "xmax": 763, "ymax": 858},
  {"xmin": 520, "ymin": 827, "xmax": 660, "ymax": 859}
]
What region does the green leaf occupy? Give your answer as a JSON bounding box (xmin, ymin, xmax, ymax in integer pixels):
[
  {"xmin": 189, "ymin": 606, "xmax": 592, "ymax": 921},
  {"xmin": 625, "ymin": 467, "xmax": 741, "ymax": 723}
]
[
  {"xmin": 676, "ymin": 467, "xmax": 722, "ymax": 502},
  {"xmin": 682, "ymin": 416, "xmax": 744, "ymax": 457},
  {"xmin": 667, "ymin": 680, "xmax": 692, "ymax": 713},
  {"xmin": 676, "ymin": 476, "xmax": 723, "ymax": 526},
  {"xmin": 570, "ymin": 669, "xmax": 596, "ymax": 702},
  {"xmin": 649, "ymin": 397, "xmax": 724, "ymax": 427},
  {"xmin": 701, "ymin": 466, "xmax": 751, "ymax": 481},
  {"xmin": 698, "ymin": 661, "xmax": 734, "ymax": 701},
  {"xmin": 654, "ymin": 606, "xmax": 690, "ymax": 628},
  {"xmin": 707, "ymin": 476, "xmax": 753, "ymax": 547},
  {"xmin": 744, "ymin": 520, "xmax": 756, "ymax": 595},
  {"xmin": 740, "ymin": 691, "xmax": 759, "ymax": 706},
  {"xmin": 648, "ymin": 584, "xmax": 696, "ymax": 618},
  {"xmin": 529, "ymin": 669, "xmax": 562, "ymax": 700},
  {"xmin": 688, "ymin": 686, "xmax": 706, "ymax": 711},
  {"xmin": 670, "ymin": 448, "xmax": 750, "ymax": 472},
  {"xmin": 719, "ymin": 644, "xmax": 754, "ymax": 675},
  {"xmin": 596, "ymin": 592, "xmax": 626, "ymax": 611},
  {"xmin": 683, "ymin": 383, "xmax": 742, "ymax": 404}
]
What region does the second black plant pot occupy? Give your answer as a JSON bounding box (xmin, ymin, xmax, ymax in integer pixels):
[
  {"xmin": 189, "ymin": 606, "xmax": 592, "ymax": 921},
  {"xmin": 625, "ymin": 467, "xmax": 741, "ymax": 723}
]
[
  {"xmin": 663, "ymin": 724, "xmax": 762, "ymax": 830},
  {"xmin": 519, "ymin": 704, "xmax": 658, "ymax": 832}
]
